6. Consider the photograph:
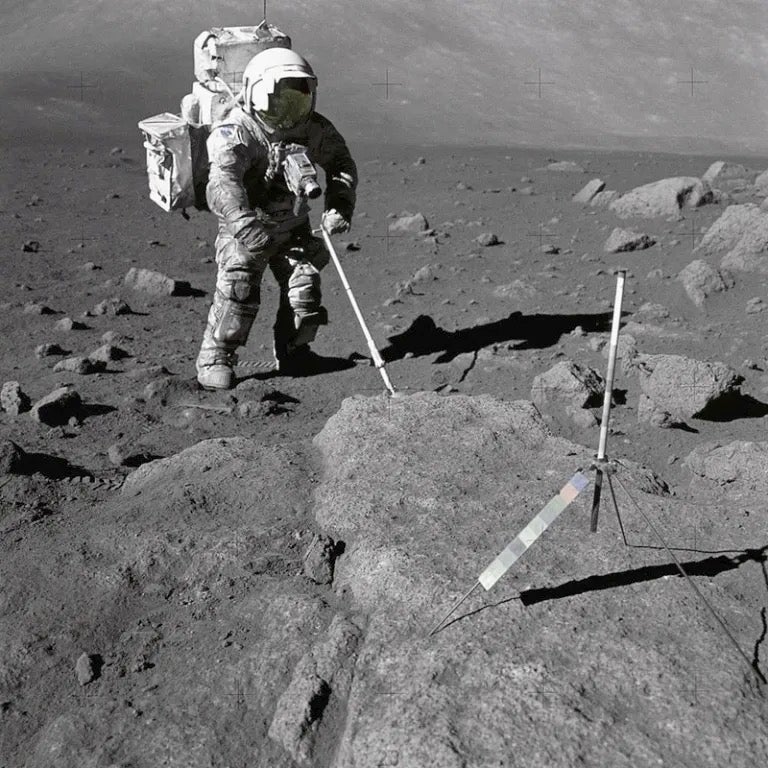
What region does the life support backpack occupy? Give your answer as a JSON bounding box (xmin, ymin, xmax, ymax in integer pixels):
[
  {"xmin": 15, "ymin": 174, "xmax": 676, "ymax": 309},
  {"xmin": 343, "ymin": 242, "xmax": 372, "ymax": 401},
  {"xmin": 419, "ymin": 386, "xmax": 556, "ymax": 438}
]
[{"xmin": 137, "ymin": 21, "xmax": 291, "ymax": 218}]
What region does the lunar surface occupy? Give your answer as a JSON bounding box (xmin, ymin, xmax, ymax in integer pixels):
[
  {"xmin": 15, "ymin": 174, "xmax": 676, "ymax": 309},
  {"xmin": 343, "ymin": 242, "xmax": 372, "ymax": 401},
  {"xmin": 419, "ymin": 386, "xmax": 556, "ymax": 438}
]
[{"xmin": 1, "ymin": 2, "xmax": 768, "ymax": 767}]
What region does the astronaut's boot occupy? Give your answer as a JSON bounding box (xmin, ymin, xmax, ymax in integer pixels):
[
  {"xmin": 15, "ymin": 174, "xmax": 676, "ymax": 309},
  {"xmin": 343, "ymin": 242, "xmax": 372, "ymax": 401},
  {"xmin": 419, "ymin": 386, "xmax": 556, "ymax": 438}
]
[
  {"xmin": 273, "ymin": 303, "xmax": 328, "ymax": 375},
  {"xmin": 196, "ymin": 286, "xmax": 259, "ymax": 390}
]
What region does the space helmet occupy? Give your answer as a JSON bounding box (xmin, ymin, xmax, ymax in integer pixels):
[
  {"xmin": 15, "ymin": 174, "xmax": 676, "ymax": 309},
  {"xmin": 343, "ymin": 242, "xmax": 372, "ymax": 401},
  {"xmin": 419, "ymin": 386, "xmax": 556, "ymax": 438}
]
[{"xmin": 242, "ymin": 47, "xmax": 317, "ymax": 133}]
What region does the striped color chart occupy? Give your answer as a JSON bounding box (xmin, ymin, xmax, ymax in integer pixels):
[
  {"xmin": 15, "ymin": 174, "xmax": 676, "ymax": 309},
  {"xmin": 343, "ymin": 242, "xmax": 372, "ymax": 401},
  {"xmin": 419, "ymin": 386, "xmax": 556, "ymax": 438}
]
[{"xmin": 478, "ymin": 472, "xmax": 591, "ymax": 590}]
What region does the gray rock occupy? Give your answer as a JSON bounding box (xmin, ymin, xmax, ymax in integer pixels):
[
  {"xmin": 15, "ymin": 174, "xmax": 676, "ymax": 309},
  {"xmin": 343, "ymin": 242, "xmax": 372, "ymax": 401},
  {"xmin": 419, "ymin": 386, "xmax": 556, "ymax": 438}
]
[
  {"xmin": 107, "ymin": 442, "xmax": 154, "ymax": 468},
  {"xmin": 100, "ymin": 330, "xmax": 130, "ymax": 344},
  {"xmin": 1, "ymin": 381, "xmax": 31, "ymax": 415},
  {"xmin": 23, "ymin": 302, "xmax": 55, "ymax": 315},
  {"xmin": 143, "ymin": 376, "xmax": 198, "ymax": 405},
  {"xmin": 545, "ymin": 160, "xmax": 584, "ymax": 172},
  {"xmin": 268, "ymin": 615, "xmax": 362, "ymax": 764},
  {"xmin": 719, "ymin": 212, "xmax": 768, "ymax": 273},
  {"xmin": 474, "ymin": 232, "xmax": 501, "ymax": 246},
  {"xmin": 702, "ymin": 161, "xmax": 759, "ymax": 190},
  {"xmin": 124, "ymin": 267, "xmax": 191, "ymax": 296},
  {"xmin": 601, "ymin": 333, "xmax": 638, "ymax": 376},
  {"xmin": 604, "ymin": 227, "xmax": 657, "ymax": 253},
  {"xmin": 684, "ymin": 440, "xmax": 768, "ymax": 494},
  {"xmin": 125, "ymin": 365, "xmax": 170, "ymax": 381},
  {"xmin": 35, "ymin": 343, "xmax": 68, "ymax": 358},
  {"xmin": 754, "ymin": 169, "xmax": 768, "ymax": 195},
  {"xmin": 388, "ymin": 212, "xmax": 429, "ymax": 233},
  {"xmin": 54, "ymin": 317, "xmax": 86, "ymax": 331},
  {"xmin": 31, "ymin": 387, "xmax": 82, "ymax": 426},
  {"xmin": 572, "ymin": 178, "xmax": 605, "ymax": 204},
  {"xmin": 0, "ymin": 439, "xmax": 26, "ymax": 474},
  {"xmin": 310, "ymin": 393, "xmax": 743, "ymax": 768},
  {"xmin": 695, "ymin": 203, "xmax": 768, "ymax": 257},
  {"xmin": 92, "ymin": 297, "xmax": 132, "ymax": 316},
  {"xmin": 412, "ymin": 264, "xmax": 440, "ymax": 283},
  {"xmin": 234, "ymin": 378, "xmax": 275, "ymax": 399},
  {"xmin": 75, "ymin": 653, "xmax": 98, "ymax": 685},
  {"xmin": 53, "ymin": 357, "xmax": 106, "ymax": 375},
  {"xmin": 676, "ymin": 260, "xmax": 734, "ymax": 307},
  {"xmin": 745, "ymin": 297, "xmax": 766, "ymax": 314},
  {"xmin": 22, "ymin": 240, "xmax": 41, "ymax": 253},
  {"xmin": 238, "ymin": 400, "xmax": 273, "ymax": 418},
  {"xmin": 492, "ymin": 279, "xmax": 538, "ymax": 300},
  {"xmin": 530, "ymin": 360, "xmax": 604, "ymax": 411},
  {"xmin": 89, "ymin": 344, "xmax": 128, "ymax": 363},
  {"xmin": 590, "ymin": 189, "xmax": 618, "ymax": 207},
  {"xmin": 635, "ymin": 354, "xmax": 741, "ymax": 425},
  {"xmin": 609, "ymin": 177, "xmax": 713, "ymax": 220},
  {"xmin": 303, "ymin": 534, "xmax": 338, "ymax": 584}
]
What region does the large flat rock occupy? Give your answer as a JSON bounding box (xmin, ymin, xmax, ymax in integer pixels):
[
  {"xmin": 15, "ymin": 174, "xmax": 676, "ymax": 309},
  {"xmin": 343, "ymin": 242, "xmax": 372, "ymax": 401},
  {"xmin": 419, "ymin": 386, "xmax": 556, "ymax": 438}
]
[{"xmin": 310, "ymin": 392, "xmax": 765, "ymax": 768}]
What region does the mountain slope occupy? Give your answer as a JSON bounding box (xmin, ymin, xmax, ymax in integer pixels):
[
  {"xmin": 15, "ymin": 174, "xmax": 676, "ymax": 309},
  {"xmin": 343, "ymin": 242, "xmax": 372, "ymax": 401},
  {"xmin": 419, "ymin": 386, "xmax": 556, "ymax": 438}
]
[{"xmin": 1, "ymin": 0, "xmax": 766, "ymax": 152}]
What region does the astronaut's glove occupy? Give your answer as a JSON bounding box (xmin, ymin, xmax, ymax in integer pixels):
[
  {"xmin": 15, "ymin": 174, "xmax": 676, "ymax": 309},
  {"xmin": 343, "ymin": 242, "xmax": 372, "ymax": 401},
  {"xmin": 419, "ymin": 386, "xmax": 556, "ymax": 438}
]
[
  {"xmin": 235, "ymin": 219, "xmax": 274, "ymax": 253},
  {"xmin": 321, "ymin": 208, "xmax": 351, "ymax": 235}
]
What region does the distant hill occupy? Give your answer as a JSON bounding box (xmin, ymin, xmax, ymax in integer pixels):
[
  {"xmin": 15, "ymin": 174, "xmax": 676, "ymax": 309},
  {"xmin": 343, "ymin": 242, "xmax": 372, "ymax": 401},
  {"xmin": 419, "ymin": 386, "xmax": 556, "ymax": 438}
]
[{"xmin": 1, "ymin": 0, "xmax": 766, "ymax": 155}]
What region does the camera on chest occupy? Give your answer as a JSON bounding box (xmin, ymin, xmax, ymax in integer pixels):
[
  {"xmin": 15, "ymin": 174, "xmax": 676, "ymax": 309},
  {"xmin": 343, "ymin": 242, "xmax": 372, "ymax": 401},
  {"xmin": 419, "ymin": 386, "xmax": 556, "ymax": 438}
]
[{"xmin": 266, "ymin": 142, "xmax": 322, "ymax": 213}]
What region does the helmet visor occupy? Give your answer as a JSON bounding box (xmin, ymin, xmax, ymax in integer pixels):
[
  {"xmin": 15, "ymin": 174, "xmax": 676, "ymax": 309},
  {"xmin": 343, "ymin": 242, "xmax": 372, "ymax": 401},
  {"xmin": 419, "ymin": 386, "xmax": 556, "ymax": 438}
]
[{"xmin": 257, "ymin": 77, "xmax": 314, "ymax": 129}]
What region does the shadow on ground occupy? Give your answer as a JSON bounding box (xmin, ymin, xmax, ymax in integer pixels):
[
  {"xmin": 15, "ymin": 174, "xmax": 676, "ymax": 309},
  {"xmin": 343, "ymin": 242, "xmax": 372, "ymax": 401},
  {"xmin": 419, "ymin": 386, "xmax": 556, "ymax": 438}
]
[{"xmin": 381, "ymin": 311, "xmax": 616, "ymax": 363}]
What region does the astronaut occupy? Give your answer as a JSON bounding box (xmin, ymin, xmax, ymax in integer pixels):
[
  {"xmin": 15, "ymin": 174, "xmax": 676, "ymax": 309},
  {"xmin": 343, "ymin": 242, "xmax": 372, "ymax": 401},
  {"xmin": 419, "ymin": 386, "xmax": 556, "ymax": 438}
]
[{"xmin": 196, "ymin": 47, "xmax": 357, "ymax": 390}]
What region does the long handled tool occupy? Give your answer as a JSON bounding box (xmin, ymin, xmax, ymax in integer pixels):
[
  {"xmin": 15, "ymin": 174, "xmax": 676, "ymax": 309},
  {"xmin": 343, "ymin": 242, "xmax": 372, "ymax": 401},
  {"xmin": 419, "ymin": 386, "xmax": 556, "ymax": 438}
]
[
  {"xmin": 590, "ymin": 269, "xmax": 625, "ymax": 532},
  {"xmin": 313, "ymin": 224, "xmax": 396, "ymax": 396}
]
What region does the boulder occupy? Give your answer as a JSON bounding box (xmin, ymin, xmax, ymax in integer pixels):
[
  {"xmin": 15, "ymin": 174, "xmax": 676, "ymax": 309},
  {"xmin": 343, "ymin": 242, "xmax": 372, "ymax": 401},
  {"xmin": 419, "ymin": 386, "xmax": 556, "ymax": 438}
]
[
  {"xmin": 754, "ymin": 169, "xmax": 768, "ymax": 195},
  {"xmin": 719, "ymin": 215, "xmax": 768, "ymax": 274},
  {"xmin": 53, "ymin": 357, "xmax": 106, "ymax": 375},
  {"xmin": 545, "ymin": 160, "xmax": 584, "ymax": 172},
  {"xmin": 701, "ymin": 161, "xmax": 759, "ymax": 192},
  {"xmin": 54, "ymin": 317, "xmax": 87, "ymax": 331},
  {"xmin": 590, "ymin": 189, "xmax": 618, "ymax": 208},
  {"xmin": 492, "ymin": 279, "xmax": 538, "ymax": 301},
  {"xmin": 91, "ymin": 297, "xmax": 132, "ymax": 316},
  {"xmin": 474, "ymin": 232, "xmax": 501, "ymax": 246},
  {"xmin": 601, "ymin": 332, "xmax": 638, "ymax": 376},
  {"xmin": 89, "ymin": 344, "xmax": 129, "ymax": 363},
  {"xmin": 124, "ymin": 267, "xmax": 192, "ymax": 297},
  {"xmin": 692, "ymin": 203, "xmax": 768, "ymax": 273},
  {"xmin": 694, "ymin": 203, "xmax": 765, "ymax": 257},
  {"xmin": 388, "ymin": 212, "xmax": 429, "ymax": 233},
  {"xmin": 635, "ymin": 354, "xmax": 741, "ymax": 425},
  {"xmin": 307, "ymin": 392, "xmax": 751, "ymax": 767},
  {"xmin": 34, "ymin": 343, "xmax": 68, "ymax": 358},
  {"xmin": 75, "ymin": 653, "xmax": 99, "ymax": 686},
  {"xmin": 609, "ymin": 177, "xmax": 713, "ymax": 220},
  {"xmin": 0, "ymin": 439, "xmax": 26, "ymax": 474},
  {"xmin": 1, "ymin": 381, "xmax": 31, "ymax": 415},
  {"xmin": 572, "ymin": 179, "xmax": 605, "ymax": 204},
  {"xmin": 684, "ymin": 440, "xmax": 768, "ymax": 494},
  {"xmin": 303, "ymin": 534, "xmax": 338, "ymax": 585},
  {"xmin": 30, "ymin": 387, "xmax": 82, "ymax": 426},
  {"xmin": 530, "ymin": 360, "xmax": 604, "ymax": 425},
  {"xmin": 603, "ymin": 227, "xmax": 656, "ymax": 253},
  {"xmin": 676, "ymin": 260, "xmax": 734, "ymax": 307}
]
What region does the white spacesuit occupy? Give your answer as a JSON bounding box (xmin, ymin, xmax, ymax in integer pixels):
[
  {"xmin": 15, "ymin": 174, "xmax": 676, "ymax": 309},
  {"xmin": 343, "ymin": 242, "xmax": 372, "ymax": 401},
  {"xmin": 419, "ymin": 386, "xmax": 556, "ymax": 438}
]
[{"xmin": 196, "ymin": 47, "xmax": 357, "ymax": 390}]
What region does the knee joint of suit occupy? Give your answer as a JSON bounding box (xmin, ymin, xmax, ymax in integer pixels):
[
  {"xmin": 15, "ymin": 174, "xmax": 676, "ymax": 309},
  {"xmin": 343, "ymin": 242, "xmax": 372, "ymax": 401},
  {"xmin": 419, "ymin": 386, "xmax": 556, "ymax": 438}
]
[{"xmin": 212, "ymin": 279, "xmax": 260, "ymax": 346}]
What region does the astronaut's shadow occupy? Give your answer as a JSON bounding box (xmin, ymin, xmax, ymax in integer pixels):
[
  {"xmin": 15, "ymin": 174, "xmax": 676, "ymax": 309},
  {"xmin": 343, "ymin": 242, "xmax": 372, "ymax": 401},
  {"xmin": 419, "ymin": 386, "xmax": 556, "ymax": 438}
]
[{"xmin": 380, "ymin": 311, "xmax": 616, "ymax": 363}]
